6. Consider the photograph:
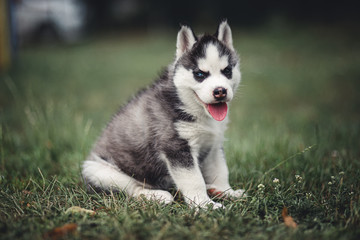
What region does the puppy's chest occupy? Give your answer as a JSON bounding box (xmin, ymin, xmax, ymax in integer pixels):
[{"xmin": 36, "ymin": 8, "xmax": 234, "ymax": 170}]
[{"xmin": 175, "ymin": 120, "xmax": 227, "ymax": 149}]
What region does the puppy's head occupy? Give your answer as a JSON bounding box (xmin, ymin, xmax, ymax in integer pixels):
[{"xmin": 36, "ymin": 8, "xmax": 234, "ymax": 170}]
[{"xmin": 173, "ymin": 20, "xmax": 241, "ymax": 121}]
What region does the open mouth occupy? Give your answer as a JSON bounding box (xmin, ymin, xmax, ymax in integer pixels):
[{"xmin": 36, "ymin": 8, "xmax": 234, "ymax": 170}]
[
  {"xmin": 207, "ymin": 102, "xmax": 228, "ymax": 121},
  {"xmin": 195, "ymin": 93, "xmax": 228, "ymax": 121}
]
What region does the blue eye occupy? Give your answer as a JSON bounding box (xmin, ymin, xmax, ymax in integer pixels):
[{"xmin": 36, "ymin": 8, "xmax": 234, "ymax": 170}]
[
  {"xmin": 195, "ymin": 72, "xmax": 204, "ymax": 78},
  {"xmin": 193, "ymin": 70, "xmax": 208, "ymax": 82}
]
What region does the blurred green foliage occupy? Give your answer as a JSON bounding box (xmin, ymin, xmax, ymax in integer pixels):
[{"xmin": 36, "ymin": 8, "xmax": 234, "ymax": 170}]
[{"xmin": 0, "ymin": 26, "xmax": 359, "ymax": 239}]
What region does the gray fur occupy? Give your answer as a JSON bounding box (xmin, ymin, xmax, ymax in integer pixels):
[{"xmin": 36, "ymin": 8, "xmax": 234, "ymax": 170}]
[{"xmin": 89, "ymin": 70, "xmax": 193, "ymax": 189}]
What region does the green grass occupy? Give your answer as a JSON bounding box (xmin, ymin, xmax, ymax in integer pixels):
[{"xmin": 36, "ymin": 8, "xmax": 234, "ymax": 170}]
[{"xmin": 1, "ymin": 26, "xmax": 360, "ymax": 239}]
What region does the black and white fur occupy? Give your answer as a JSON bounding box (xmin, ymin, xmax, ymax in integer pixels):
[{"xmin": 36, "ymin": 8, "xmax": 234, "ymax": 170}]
[{"xmin": 82, "ymin": 21, "xmax": 245, "ymax": 209}]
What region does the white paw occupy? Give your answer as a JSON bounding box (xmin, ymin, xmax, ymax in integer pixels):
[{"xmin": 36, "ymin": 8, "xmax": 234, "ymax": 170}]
[
  {"xmin": 208, "ymin": 201, "xmax": 224, "ymax": 210},
  {"xmin": 208, "ymin": 188, "xmax": 247, "ymax": 199},
  {"xmin": 229, "ymin": 189, "xmax": 247, "ymax": 198},
  {"xmin": 136, "ymin": 189, "xmax": 174, "ymax": 204},
  {"xmin": 195, "ymin": 200, "xmax": 224, "ymax": 210}
]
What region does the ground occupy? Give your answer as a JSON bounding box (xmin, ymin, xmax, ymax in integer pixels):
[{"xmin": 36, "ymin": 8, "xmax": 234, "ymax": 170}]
[{"xmin": 0, "ymin": 25, "xmax": 360, "ymax": 239}]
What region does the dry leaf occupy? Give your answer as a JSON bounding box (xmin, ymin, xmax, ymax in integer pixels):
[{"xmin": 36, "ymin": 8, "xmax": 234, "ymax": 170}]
[
  {"xmin": 282, "ymin": 207, "xmax": 297, "ymax": 228},
  {"xmin": 22, "ymin": 190, "xmax": 32, "ymax": 195},
  {"xmin": 65, "ymin": 206, "xmax": 96, "ymax": 215},
  {"xmin": 44, "ymin": 223, "xmax": 78, "ymax": 240}
]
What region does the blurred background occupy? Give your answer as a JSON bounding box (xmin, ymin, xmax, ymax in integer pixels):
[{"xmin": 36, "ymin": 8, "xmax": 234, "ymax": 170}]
[
  {"xmin": 1, "ymin": 0, "xmax": 359, "ymax": 67},
  {"xmin": 0, "ymin": 0, "xmax": 359, "ymax": 177}
]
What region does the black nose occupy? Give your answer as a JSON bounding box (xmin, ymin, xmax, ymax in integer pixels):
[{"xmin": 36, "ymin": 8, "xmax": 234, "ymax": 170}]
[{"xmin": 213, "ymin": 87, "xmax": 227, "ymax": 101}]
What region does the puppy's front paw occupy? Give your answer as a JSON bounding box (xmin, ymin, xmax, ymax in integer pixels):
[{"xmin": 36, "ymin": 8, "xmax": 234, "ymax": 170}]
[
  {"xmin": 207, "ymin": 188, "xmax": 226, "ymax": 198},
  {"xmin": 230, "ymin": 189, "xmax": 247, "ymax": 198},
  {"xmin": 206, "ymin": 201, "xmax": 224, "ymax": 210},
  {"xmin": 189, "ymin": 199, "xmax": 224, "ymax": 210},
  {"xmin": 207, "ymin": 188, "xmax": 247, "ymax": 199}
]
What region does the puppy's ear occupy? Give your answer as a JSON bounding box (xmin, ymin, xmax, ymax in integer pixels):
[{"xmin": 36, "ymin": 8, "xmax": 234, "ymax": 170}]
[
  {"xmin": 176, "ymin": 25, "xmax": 197, "ymax": 60},
  {"xmin": 216, "ymin": 20, "xmax": 234, "ymax": 50}
]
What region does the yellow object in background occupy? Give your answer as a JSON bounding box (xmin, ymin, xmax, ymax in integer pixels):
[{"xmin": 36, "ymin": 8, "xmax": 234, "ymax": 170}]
[{"xmin": 0, "ymin": 0, "xmax": 11, "ymax": 70}]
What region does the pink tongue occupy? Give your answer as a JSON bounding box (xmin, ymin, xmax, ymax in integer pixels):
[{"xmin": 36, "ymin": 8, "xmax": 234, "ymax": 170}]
[{"xmin": 207, "ymin": 102, "xmax": 228, "ymax": 121}]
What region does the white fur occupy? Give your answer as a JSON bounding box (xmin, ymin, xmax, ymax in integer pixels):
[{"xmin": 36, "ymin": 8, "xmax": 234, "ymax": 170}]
[
  {"xmin": 82, "ymin": 154, "xmax": 137, "ymax": 192},
  {"xmin": 160, "ymin": 153, "xmax": 223, "ymax": 209},
  {"xmin": 196, "ymin": 44, "xmax": 239, "ymax": 104},
  {"xmin": 82, "ymin": 154, "xmax": 174, "ymax": 204},
  {"xmin": 175, "ymin": 117, "xmax": 227, "ymax": 148},
  {"xmin": 134, "ymin": 188, "xmax": 174, "ymax": 204},
  {"xmin": 174, "ymin": 116, "xmax": 246, "ymax": 200},
  {"xmin": 217, "ymin": 20, "xmax": 234, "ymax": 50},
  {"xmin": 173, "ymin": 67, "xmax": 206, "ymax": 118},
  {"xmin": 198, "ymin": 44, "xmax": 229, "ymax": 72},
  {"xmin": 172, "ymin": 35, "xmax": 245, "ymax": 203},
  {"xmin": 173, "ymin": 43, "xmax": 241, "ymax": 118},
  {"xmin": 176, "ymin": 25, "xmax": 196, "ymax": 60}
]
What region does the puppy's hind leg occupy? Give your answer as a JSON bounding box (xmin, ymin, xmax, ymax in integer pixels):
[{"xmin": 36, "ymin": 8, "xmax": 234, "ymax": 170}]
[
  {"xmin": 82, "ymin": 154, "xmax": 174, "ymax": 204},
  {"xmin": 131, "ymin": 187, "xmax": 174, "ymax": 204}
]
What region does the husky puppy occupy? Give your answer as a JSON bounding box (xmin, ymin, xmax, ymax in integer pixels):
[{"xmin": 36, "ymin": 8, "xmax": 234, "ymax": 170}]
[{"xmin": 82, "ymin": 20, "xmax": 245, "ymax": 209}]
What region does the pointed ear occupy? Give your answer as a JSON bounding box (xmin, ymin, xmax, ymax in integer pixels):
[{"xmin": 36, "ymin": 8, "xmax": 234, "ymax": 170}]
[
  {"xmin": 216, "ymin": 20, "xmax": 234, "ymax": 50},
  {"xmin": 176, "ymin": 25, "xmax": 197, "ymax": 60}
]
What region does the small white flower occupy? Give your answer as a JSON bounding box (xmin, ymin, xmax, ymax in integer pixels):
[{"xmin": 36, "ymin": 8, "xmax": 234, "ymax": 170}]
[
  {"xmin": 331, "ymin": 176, "xmax": 335, "ymax": 180},
  {"xmin": 295, "ymin": 175, "xmax": 303, "ymax": 182},
  {"xmin": 257, "ymin": 184, "xmax": 265, "ymax": 189},
  {"xmin": 273, "ymin": 178, "xmax": 280, "ymax": 184},
  {"xmin": 328, "ymin": 181, "xmax": 333, "ymax": 185},
  {"xmin": 339, "ymin": 171, "xmax": 345, "ymax": 176},
  {"xmin": 306, "ymin": 192, "xmax": 312, "ymax": 199}
]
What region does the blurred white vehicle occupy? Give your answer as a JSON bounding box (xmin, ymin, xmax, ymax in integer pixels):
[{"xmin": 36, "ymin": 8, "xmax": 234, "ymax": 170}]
[{"xmin": 15, "ymin": 0, "xmax": 86, "ymax": 43}]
